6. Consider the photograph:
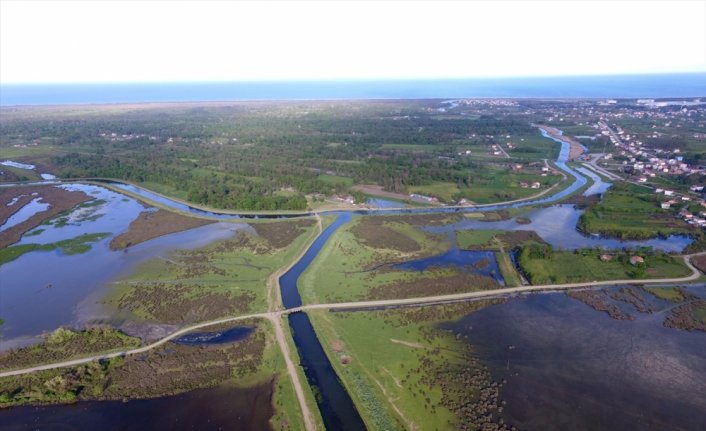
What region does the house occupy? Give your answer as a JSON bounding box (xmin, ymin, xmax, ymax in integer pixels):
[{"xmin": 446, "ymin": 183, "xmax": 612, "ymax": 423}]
[
  {"xmin": 519, "ymin": 182, "xmax": 529, "ymax": 188},
  {"xmin": 600, "ymin": 254, "xmax": 614, "ymax": 262},
  {"xmin": 630, "ymin": 256, "xmax": 645, "ymax": 266},
  {"xmin": 661, "ymin": 202, "xmax": 671, "ymax": 209},
  {"xmin": 664, "ymin": 190, "xmax": 674, "ymax": 196},
  {"xmin": 531, "ymin": 182, "xmax": 541, "ymax": 189}
]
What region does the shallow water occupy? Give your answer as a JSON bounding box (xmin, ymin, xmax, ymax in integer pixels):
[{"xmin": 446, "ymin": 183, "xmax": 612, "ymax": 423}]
[
  {"xmin": 392, "ymin": 248, "xmax": 505, "ymax": 285},
  {"xmin": 447, "ymin": 286, "xmax": 706, "ymax": 430},
  {"xmin": 172, "ymin": 326, "xmax": 255, "ymax": 345},
  {"xmin": 0, "ymin": 197, "xmax": 50, "ymax": 232},
  {"xmin": 576, "ymin": 166, "xmax": 612, "ymax": 196},
  {"xmin": 0, "ymin": 184, "xmax": 248, "ymax": 349},
  {"xmin": 1, "ymin": 161, "xmax": 35, "ymax": 170},
  {"xmin": 425, "ymin": 204, "xmax": 692, "ymax": 252}
]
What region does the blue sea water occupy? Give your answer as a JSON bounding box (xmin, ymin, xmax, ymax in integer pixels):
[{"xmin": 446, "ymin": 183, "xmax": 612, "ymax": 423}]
[{"xmin": 1, "ymin": 73, "xmax": 704, "ymax": 105}]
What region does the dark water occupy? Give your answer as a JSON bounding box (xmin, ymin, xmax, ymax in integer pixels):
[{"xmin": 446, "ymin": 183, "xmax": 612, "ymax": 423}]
[
  {"xmin": 392, "ymin": 248, "xmax": 505, "ymax": 285},
  {"xmin": 0, "ymin": 383, "xmax": 275, "ymax": 431},
  {"xmin": 2, "ymin": 74, "xmax": 704, "ymax": 105},
  {"xmin": 287, "ymin": 313, "xmax": 366, "ymax": 431},
  {"xmin": 278, "ymin": 211, "xmax": 366, "ymax": 429},
  {"xmin": 447, "ymin": 287, "xmax": 706, "ymax": 430},
  {"xmin": 279, "ymin": 212, "xmax": 352, "ymax": 309},
  {"xmin": 172, "ymin": 326, "xmax": 254, "ymax": 346}
]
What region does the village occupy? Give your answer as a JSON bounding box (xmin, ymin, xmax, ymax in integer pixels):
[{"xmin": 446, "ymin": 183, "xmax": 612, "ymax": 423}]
[{"xmin": 592, "ymin": 118, "xmax": 706, "ymax": 231}]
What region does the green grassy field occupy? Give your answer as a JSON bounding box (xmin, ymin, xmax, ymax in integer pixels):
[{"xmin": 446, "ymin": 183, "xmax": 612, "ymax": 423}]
[
  {"xmin": 299, "ymin": 215, "xmax": 453, "ymax": 304},
  {"xmin": 408, "ymin": 171, "xmax": 561, "ymax": 204},
  {"xmin": 579, "ymin": 182, "xmax": 694, "ymax": 240},
  {"xmin": 456, "ymin": 230, "xmax": 505, "ymax": 249},
  {"xmin": 518, "ymin": 247, "xmax": 691, "ymax": 284},
  {"xmin": 308, "ymin": 300, "xmax": 501, "ymax": 430}
]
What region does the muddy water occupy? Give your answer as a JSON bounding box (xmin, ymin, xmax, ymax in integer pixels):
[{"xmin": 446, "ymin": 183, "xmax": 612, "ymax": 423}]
[
  {"xmin": 446, "ymin": 286, "xmax": 706, "ymax": 430},
  {"xmin": 0, "ymin": 382, "xmax": 275, "ymax": 431}
]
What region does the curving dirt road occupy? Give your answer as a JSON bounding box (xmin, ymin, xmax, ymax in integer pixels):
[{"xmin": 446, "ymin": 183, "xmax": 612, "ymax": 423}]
[{"xmin": 2, "ymin": 252, "xmax": 703, "ymax": 381}]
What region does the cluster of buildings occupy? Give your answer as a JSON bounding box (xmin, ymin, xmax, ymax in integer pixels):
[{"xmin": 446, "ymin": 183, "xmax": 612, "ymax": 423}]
[
  {"xmin": 99, "ymin": 132, "xmax": 161, "ymax": 142},
  {"xmin": 596, "ymin": 121, "xmax": 703, "ymax": 179}
]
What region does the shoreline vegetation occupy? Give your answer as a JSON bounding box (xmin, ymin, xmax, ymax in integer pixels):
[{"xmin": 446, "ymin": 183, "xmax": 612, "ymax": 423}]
[
  {"xmin": 105, "ymin": 218, "xmax": 317, "ymax": 324},
  {"xmin": 309, "ymin": 300, "xmax": 515, "ymax": 430},
  {"xmin": 0, "ymin": 186, "xmax": 92, "ymax": 248},
  {"xmin": 109, "ymin": 209, "xmax": 215, "ymax": 250}
]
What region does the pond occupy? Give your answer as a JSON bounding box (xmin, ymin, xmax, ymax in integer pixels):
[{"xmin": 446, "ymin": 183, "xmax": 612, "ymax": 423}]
[
  {"xmin": 446, "ymin": 285, "xmax": 706, "ymax": 431},
  {"xmin": 172, "ymin": 326, "xmax": 255, "ymax": 345},
  {"xmin": 392, "ymin": 248, "xmax": 505, "ymax": 285}
]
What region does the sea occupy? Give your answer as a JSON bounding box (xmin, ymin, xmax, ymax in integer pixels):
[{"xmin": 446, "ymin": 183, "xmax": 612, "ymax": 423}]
[{"xmin": 1, "ymin": 73, "xmax": 705, "ymax": 106}]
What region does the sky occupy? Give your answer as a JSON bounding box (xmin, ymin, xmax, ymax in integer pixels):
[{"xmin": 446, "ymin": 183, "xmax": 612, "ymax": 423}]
[{"xmin": 1, "ymin": 0, "xmax": 705, "ymax": 84}]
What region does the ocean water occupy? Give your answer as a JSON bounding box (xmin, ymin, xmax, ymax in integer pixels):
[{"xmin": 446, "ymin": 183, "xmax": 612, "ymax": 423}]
[{"xmin": 1, "ymin": 73, "xmax": 704, "ymax": 105}]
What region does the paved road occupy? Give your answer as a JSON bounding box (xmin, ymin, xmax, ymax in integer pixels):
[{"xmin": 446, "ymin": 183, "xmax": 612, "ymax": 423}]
[{"xmin": 3, "ymin": 252, "xmax": 703, "ymax": 380}]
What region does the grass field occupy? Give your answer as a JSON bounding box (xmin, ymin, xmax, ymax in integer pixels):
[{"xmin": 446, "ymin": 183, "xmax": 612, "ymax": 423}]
[
  {"xmin": 308, "ymin": 300, "xmax": 502, "ymax": 430},
  {"xmin": 299, "ymin": 216, "xmax": 452, "ymax": 304},
  {"xmin": 518, "ymin": 247, "xmax": 691, "ymax": 284},
  {"xmin": 456, "ymin": 229, "xmax": 505, "ymax": 249},
  {"xmin": 408, "ymin": 171, "xmax": 561, "ymax": 204}
]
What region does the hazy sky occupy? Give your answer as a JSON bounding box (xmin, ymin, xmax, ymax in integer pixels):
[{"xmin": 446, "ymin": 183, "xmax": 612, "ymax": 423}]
[{"xmin": 1, "ymin": 0, "xmax": 705, "ymax": 84}]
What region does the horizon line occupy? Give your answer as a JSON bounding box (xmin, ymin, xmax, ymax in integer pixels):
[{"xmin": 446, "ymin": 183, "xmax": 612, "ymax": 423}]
[{"xmin": 2, "ymin": 71, "xmax": 705, "ymax": 86}]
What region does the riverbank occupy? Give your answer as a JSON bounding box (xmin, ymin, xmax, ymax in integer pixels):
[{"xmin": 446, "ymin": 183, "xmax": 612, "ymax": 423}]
[
  {"xmin": 0, "ymin": 185, "xmax": 92, "ymax": 248},
  {"xmin": 536, "ymin": 124, "xmax": 585, "ymax": 160}
]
